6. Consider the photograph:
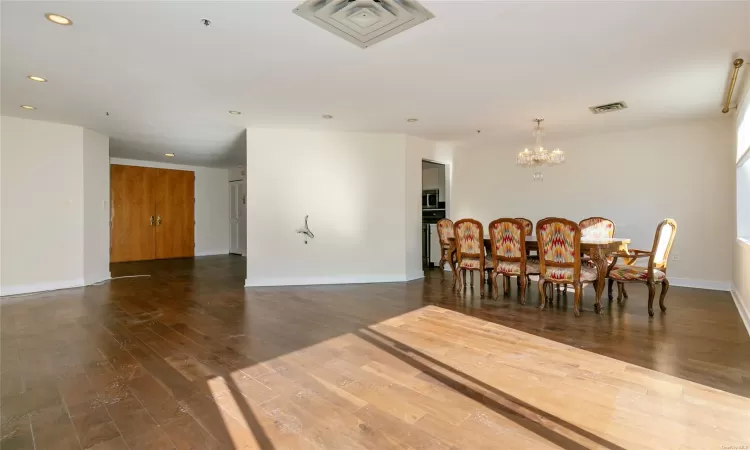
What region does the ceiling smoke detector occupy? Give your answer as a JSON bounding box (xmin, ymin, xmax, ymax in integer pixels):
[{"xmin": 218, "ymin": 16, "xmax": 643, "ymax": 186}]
[
  {"xmin": 293, "ymin": 0, "xmax": 434, "ymax": 49},
  {"xmin": 589, "ymin": 101, "xmax": 628, "ymax": 114}
]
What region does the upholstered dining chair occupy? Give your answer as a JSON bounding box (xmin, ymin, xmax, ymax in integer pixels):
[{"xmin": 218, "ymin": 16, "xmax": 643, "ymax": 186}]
[
  {"xmin": 536, "ymin": 218, "xmax": 598, "ymax": 316},
  {"xmin": 488, "ymin": 218, "xmax": 539, "ymax": 302},
  {"xmin": 453, "ymin": 219, "xmax": 493, "ymax": 292},
  {"xmin": 579, "ymin": 217, "xmax": 616, "ymax": 239},
  {"xmin": 553, "ymin": 216, "xmax": 617, "ymax": 293},
  {"xmin": 515, "ymin": 218, "xmax": 534, "ymax": 239},
  {"xmin": 436, "ymin": 218, "xmax": 454, "ymax": 274},
  {"xmin": 607, "ymin": 219, "xmax": 677, "ymax": 316}
]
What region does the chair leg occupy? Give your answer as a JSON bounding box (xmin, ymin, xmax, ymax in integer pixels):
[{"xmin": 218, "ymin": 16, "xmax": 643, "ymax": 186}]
[
  {"xmin": 621, "ymin": 283, "xmax": 629, "ymax": 299},
  {"xmin": 659, "ymin": 279, "xmax": 669, "ymax": 312},
  {"xmin": 438, "ymin": 257, "xmax": 446, "ymax": 278},
  {"xmin": 616, "ymin": 282, "xmax": 624, "ymax": 302},
  {"xmin": 538, "ymin": 278, "xmax": 547, "ymax": 310},
  {"xmin": 504, "ymin": 276, "xmax": 510, "ymax": 294},
  {"xmin": 492, "ymin": 274, "xmax": 499, "ymax": 299},
  {"xmin": 516, "ymin": 276, "xmax": 521, "ymax": 288},
  {"xmin": 607, "ymin": 278, "xmax": 614, "ymax": 301},
  {"xmin": 647, "ymin": 281, "xmax": 655, "ymax": 317},
  {"xmin": 470, "ymin": 270, "xmax": 474, "ymax": 287},
  {"xmin": 573, "ymin": 282, "xmax": 582, "ymax": 317},
  {"xmin": 479, "ymin": 270, "xmax": 485, "ymax": 294},
  {"xmin": 519, "ymin": 275, "xmax": 527, "ymax": 304},
  {"xmin": 462, "ymin": 269, "xmax": 467, "ymax": 291}
]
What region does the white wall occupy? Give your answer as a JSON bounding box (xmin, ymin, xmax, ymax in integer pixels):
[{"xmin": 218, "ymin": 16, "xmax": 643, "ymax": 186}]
[
  {"xmin": 229, "ymin": 166, "xmax": 245, "ymax": 181},
  {"xmin": 452, "ymin": 118, "xmax": 733, "ymax": 288},
  {"xmin": 83, "ymin": 129, "xmax": 111, "ymax": 284},
  {"xmin": 245, "ymin": 128, "xmax": 409, "ymax": 286},
  {"xmin": 110, "ymin": 158, "xmax": 230, "ymax": 256},
  {"xmin": 733, "ymin": 72, "xmax": 750, "ymax": 332},
  {"xmin": 1, "ymin": 116, "xmax": 86, "ymax": 294}
]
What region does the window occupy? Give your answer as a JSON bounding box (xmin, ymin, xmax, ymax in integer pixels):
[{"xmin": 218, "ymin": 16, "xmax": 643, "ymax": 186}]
[{"xmin": 738, "ymin": 82, "xmax": 750, "ymax": 240}]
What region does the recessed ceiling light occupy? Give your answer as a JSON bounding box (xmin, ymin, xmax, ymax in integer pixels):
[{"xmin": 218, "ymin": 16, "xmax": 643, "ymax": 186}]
[
  {"xmin": 322, "ymin": 114, "xmax": 333, "ymax": 119},
  {"xmin": 45, "ymin": 13, "xmax": 72, "ymax": 25},
  {"xmin": 28, "ymin": 75, "xmax": 47, "ymax": 82},
  {"xmin": 165, "ymin": 153, "xmax": 175, "ymax": 157},
  {"xmin": 407, "ymin": 118, "xmax": 418, "ymax": 123},
  {"xmin": 229, "ymin": 110, "xmax": 241, "ymax": 115},
  {"xmin": 21, "ymin": 105, "xmax": 36, "ymax": 110}
]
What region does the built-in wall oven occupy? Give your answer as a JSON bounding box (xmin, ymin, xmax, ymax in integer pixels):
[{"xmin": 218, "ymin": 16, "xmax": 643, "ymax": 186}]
[{"xmin": 422, "ymin": 189, "xmax": 439, "ymax": 209}]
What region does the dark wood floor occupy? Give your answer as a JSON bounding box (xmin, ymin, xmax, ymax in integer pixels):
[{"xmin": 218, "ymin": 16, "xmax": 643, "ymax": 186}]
[{"xmin": 1, "ymin": 255, "xmax": 748, "ymax": 449}]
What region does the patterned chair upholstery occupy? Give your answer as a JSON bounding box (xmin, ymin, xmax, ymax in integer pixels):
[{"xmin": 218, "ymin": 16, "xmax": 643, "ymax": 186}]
[
  {"xmin": 536, "ymin": 218, "xmax": 598, "ymax": 316},
  {"xmin": 556, "ymin": 217, "xmax": 615, "ymax": 294},
  {"xmin": 436, "ymin": 219, "xmax": 454, "ymax": 272},
  {"xmin": 579, "ymin": 217, "xmax": 616, "ymax": 239},
  {"xmin": 515, "ymin": 218, "xmax": 533, "ymax": 238},
  {"xmin": 607, "ymin": 219, "xmax": 677, "ymax": 316},
  {"xmin": 489, "ymin": 219, "xmax": 539, "ymax": 302},
  {"xmin": 453, "ymin": 219, "xmax": 493, "ymax": 292}
]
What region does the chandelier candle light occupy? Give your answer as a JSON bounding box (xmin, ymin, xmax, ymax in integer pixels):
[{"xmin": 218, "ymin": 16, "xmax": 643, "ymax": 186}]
[{"xmin": 516, "ymin": 118, "xmax": 565, "ymax": 168}]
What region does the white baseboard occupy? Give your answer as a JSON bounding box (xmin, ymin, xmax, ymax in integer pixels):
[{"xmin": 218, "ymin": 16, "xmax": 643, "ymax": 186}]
[
  {"xmin": 0, "ymin": 278, "xmax": 85, "ymax": 297},
  {"xmin": 84, "ymin": 273, "xmax": 112, "ymax": 286},
  {"xmin": 730, "ymin": 285, "xmax": 750, "ymax": 337},
  {"xmin": 405, "ymin": 272, "xmax": 425, "ymax": 282},
  {"xmin": 245, "ymin": 274, "xmax": 415, "ymax": 287},
  {"xmin": 195, "ymin": 250, "xmax": 229, "ymax": 257},
  {"xmin": 669, "ymin": 278, "xmax": 731, "ymax": 291}
]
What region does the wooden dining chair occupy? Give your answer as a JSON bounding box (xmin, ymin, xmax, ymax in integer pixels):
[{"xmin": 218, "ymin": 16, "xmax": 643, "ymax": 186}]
[
  {"xmin": 436, "ymin": 218, "xmax": 454, "ymax": 274},
  {"xmin": 514, "ymin": 217, "xmax": 536, "ymax": 287},
  {"xmin": 579, "ymin": 217, "xmax": 616, "ymax": 239},
  {"xmin": 488, "ymin": 218, "xmax": 539, "ymax": 302},
  {"xmin": 515, "ymin": 218, "xmax": 533, "ymax": 238},
  {"xmin": 554, "ymin": 216, "xmax": 618, "ymax": 294},
  {"xmin": 453, "ymin": 219, "xmax": 493, "ymax": 292},
  {"xmin": 536, "ymin": 218, "xmax": 598, "ymax": 316},
  {"xmin": 607, "ymin": 219, "xmax": 677, "ymax": 316}
]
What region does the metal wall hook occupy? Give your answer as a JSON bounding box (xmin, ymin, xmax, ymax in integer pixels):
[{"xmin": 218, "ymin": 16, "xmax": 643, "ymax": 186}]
[{"xmin": 296, "ymin": 215, "xmax": 315, "ymax": 244}]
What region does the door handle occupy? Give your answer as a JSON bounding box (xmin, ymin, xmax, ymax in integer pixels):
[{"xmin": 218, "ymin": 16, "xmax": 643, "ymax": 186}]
[
  {"xmin": 150, "ymin": 216, "xmax": 155, "ymax": 226},
  {"xmin": 157, "ymin": 216, "xmax": 162, "ymax": 226}
]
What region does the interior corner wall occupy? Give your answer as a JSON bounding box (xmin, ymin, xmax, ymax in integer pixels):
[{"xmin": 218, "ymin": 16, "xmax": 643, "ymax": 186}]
[
  {"xmin": 83, "ymin": 129, "xmax": 111, "ymax": 285},
  {"xmin": 405, "ymin": 136, "xmax": 454, "ymax": 280},
  {"xmin": 1, "ymin": 116, "xmax": 86, "ymax": 295},
  {"xmin": 452, "ymin": 117, "xmax": 734, "ymax": 289},
  {"xmin": 245, "ymin": 128, "xmax": 408, "ymax": 286},
  {"xmin": 109, "ymin": 158, "xmax": 230, "ymax": 256}
]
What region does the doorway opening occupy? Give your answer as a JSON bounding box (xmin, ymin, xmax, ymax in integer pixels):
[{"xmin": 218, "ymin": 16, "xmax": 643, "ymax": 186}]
[{"xmin": 422, "ymin": 160, "xmax": 448, "ymax": 270}]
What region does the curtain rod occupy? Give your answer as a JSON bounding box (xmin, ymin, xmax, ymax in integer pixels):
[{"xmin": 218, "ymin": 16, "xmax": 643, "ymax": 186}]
[{"xmin": 722, "ymin": 58, "xmax": 744, "ymax": 114}]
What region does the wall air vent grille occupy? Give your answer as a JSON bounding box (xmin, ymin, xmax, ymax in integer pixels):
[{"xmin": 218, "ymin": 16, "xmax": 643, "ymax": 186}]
[
  {"xmin": 589, "ymin": 101, "xmax": 629, "ymax": 114},
  {"xmin": 293, "ymin": 0, "xmax": 434, "ymax": 49}
]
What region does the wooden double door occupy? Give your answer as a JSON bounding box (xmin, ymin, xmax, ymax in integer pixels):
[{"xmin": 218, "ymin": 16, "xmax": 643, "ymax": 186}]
[{"xmin": 110, "ymin": 165, "xmax": 195, "ymax": 263}]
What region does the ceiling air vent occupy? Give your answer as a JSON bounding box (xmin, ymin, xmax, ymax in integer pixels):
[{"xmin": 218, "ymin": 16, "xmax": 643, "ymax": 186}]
[
  {"xmin": 589, "ymin": 101, "xmax": 628, "ymax": 114},
  {"xmin": 293, "ymin": 0, "xmax": 434, "ymax": 49}
]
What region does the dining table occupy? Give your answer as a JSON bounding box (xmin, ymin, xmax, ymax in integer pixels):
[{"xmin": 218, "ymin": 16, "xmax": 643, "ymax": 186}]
[{"xmin": 447, "ymin": 236, "xmax": 631, "ymax": 313}]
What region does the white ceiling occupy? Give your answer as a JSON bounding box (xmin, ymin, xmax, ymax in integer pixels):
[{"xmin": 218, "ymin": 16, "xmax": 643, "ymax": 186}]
[{"xmin": 2, "ymin": 1, "xmax": 748, "ymax": 167}]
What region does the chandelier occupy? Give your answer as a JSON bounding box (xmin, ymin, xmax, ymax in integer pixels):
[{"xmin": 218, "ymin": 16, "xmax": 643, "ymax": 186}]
[{"xmin": 516, "ymin": 118, "xmax": 565, "ymax": 168}]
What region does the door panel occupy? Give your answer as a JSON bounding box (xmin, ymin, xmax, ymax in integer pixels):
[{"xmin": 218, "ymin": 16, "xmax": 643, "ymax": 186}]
[
  {"xmin": 229, "ymin": 182, "xmax": 241, "ymax": 254},
  {"xmin": 239, "ymin": 181, "xmax": 247, "ymax": 255},
  {"xmin": 110, "ymin": 165, "xmax": 157, "ymax": 262},
  {"xmin": 155, "ymin": 169, "xmax": 195, "ymax": 259}
]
